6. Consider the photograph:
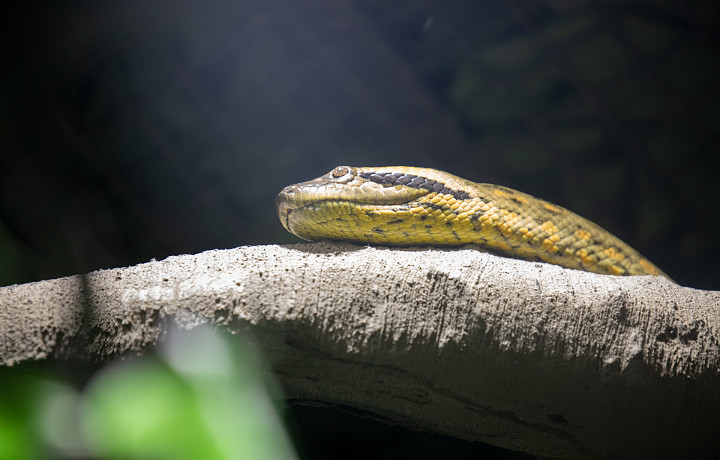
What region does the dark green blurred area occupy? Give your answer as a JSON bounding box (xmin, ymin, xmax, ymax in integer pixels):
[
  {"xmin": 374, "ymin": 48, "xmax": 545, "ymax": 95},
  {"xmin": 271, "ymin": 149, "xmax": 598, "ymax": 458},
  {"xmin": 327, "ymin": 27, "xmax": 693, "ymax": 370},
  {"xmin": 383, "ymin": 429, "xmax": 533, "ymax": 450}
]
[
  {"xmin": 0, "ymin": 327, "xmax": 298, "ymax": 459},
  {"xmin": 2, "ymin": 1, "xmax": 720, "ymax": 289},
  {"xmin": 3, "ymin": 1, "xmax": 719, "ymax": 458}
]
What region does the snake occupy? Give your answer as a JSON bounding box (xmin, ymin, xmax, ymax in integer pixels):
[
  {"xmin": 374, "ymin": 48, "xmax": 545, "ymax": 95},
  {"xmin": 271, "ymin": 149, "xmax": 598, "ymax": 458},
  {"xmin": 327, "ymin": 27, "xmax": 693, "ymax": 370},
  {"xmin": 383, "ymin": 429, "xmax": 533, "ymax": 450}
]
[{"xmin": 275, "ymin": 166, "xmax": 668, "ymax": 278}]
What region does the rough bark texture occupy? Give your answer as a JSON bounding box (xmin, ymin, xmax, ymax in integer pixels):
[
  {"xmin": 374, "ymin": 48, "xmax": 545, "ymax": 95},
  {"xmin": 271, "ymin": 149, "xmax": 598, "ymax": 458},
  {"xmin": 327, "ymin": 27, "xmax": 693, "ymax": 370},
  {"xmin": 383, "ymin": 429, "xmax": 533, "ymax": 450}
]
[{"xmin": 1, "ymin": 242, "xmax": 719, "ymax": 458}]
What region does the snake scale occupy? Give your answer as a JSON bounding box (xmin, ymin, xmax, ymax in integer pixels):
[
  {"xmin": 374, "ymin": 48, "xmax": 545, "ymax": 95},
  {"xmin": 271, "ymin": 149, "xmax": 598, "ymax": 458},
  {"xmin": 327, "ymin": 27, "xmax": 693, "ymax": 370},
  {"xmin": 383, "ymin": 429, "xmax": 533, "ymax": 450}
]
[{"xmin": 276, "ymin": 166, "xmax": 668, "ymax": 278}]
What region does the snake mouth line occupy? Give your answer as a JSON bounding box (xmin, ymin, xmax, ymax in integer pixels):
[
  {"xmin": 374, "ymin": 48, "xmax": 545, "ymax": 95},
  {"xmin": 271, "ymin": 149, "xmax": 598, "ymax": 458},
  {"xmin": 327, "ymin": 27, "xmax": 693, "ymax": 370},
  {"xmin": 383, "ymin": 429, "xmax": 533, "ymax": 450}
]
[
  {"xmin": 276, "ymin": 193, "xmax": 420, "ymax": 239},
  {"xmin": 278, "ymin": 193, "xmax": 417, "ymax": 215},
  {"xmin": 289, "ymin": 199, "xmax": 418, "ymax": 220}
]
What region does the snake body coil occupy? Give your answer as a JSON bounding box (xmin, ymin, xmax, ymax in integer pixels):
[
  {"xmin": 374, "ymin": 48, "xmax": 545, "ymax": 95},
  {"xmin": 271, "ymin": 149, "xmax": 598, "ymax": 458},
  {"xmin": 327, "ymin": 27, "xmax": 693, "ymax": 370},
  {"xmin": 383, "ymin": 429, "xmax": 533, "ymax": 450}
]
[{"xmin": 276, "ymin": 166, "xmax": 667, "ymax": 278}]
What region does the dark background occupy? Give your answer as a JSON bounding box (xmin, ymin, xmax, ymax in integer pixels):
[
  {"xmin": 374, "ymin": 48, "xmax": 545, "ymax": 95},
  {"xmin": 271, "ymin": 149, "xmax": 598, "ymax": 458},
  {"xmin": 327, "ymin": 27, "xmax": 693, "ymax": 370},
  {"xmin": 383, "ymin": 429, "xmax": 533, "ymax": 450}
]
[{"xmin": 2, "ymin": 1, "xmax": 719, "ymax": 457}]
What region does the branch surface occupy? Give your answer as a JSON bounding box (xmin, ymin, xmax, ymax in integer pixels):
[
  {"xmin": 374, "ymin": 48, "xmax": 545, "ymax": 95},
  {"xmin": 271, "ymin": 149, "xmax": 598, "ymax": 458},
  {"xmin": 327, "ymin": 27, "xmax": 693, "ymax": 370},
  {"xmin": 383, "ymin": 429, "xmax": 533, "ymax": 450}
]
[{"xmin": 1, "ymin": 242, "xmax": 719, "ymax": 458}]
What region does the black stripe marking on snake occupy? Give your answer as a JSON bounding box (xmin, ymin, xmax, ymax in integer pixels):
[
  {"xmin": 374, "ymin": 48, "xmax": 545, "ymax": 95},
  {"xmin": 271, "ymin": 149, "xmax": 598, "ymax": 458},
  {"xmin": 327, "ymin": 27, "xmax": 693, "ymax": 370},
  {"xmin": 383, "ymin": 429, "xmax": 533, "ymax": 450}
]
[{"xmin": 359, "ymin": 171, "xmax": 471, "ymax": 200}]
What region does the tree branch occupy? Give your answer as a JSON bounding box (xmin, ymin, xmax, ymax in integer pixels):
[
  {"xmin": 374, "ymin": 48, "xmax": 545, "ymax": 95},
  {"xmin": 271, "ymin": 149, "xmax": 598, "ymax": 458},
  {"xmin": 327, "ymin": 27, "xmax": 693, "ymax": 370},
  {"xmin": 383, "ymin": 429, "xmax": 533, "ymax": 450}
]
[{"xmin": 1, "ymin": 242, "xmax": 719, "ymax": 458}]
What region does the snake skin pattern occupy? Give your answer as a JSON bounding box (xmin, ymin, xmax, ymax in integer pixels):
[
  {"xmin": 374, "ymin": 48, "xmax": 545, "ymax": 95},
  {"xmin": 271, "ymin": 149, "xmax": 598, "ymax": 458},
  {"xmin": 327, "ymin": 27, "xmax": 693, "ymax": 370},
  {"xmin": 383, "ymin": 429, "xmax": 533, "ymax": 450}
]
[{"xmin": 276, "ymin": 166, "xmax": 668, "ymax": 278}]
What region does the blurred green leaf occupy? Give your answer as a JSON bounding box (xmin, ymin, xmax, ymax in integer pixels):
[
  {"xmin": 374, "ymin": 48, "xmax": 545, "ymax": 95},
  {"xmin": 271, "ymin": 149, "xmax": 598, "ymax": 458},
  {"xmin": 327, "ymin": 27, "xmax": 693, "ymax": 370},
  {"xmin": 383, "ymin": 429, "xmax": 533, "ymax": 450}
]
[
  {"xmin": 83, "ymin": 358, "xmax": 215, "ymax": 459},
  {"xmin": 82, "ymin": 327, "xmax": 296, "ymax": 460},
  {"xmin": 0, "ymin": 369, "xmax": 52, "ymax": 460},
  {"xmin": 1, "ymin": 327, "xmax": 296, "ymax": 460}
]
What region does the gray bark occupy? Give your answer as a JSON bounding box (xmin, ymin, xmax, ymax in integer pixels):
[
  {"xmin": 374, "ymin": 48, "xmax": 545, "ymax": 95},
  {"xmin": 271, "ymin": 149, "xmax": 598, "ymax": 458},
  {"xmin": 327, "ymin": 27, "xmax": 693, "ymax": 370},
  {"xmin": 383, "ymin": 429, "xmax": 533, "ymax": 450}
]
[{"xmin": 1, "ymin": 242, "xmax": 719, "ymax": 459}]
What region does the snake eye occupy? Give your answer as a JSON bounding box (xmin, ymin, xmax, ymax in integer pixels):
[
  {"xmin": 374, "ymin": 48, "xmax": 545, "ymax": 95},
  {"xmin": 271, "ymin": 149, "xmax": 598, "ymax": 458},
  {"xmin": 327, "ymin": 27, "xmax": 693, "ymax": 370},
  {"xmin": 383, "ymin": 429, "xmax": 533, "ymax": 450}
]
[{"xmin": 331, "ymin": 166, "xmax": 350, "ymax": 178}]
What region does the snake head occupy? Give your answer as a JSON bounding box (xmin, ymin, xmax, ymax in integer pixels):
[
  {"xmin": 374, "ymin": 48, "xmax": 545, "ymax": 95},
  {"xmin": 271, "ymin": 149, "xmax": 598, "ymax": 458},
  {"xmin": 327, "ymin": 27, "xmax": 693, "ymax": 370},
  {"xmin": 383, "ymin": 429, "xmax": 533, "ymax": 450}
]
[{"xmin": 276, "ymin": 166, "xmax": 438, "ymax": 241}]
